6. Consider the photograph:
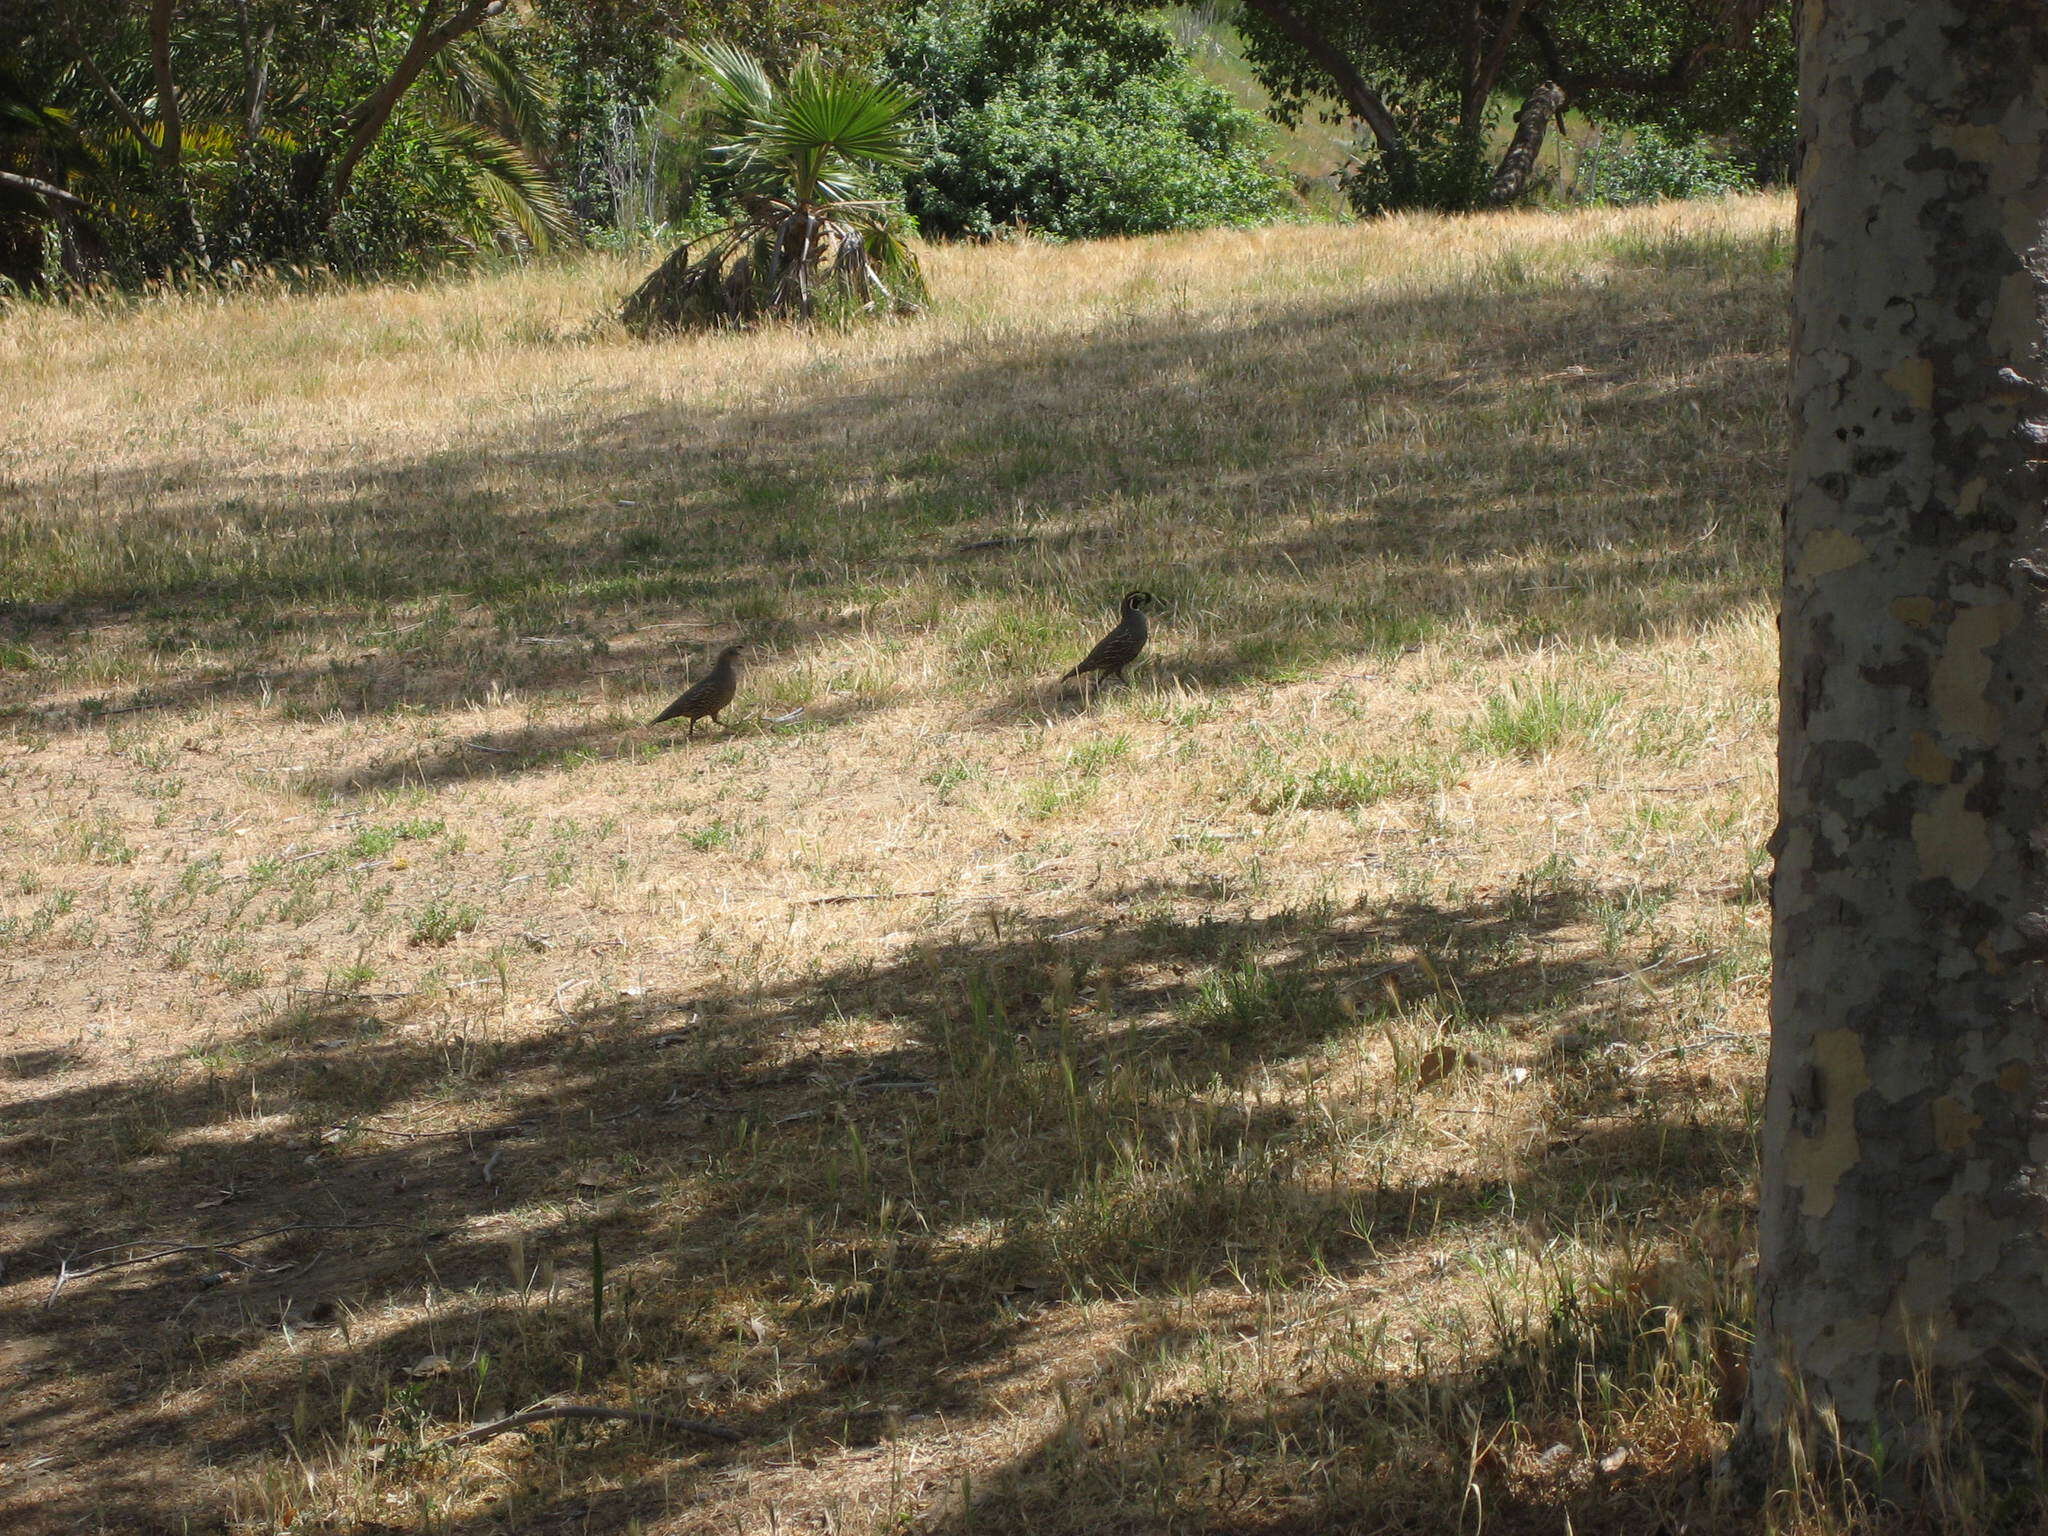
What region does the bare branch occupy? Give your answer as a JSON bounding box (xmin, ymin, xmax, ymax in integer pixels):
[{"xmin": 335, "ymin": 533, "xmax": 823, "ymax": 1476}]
[
  {"xmin": 0, "ymin": 171, "xmax": 88, "ymax": 210},
  {"xmin": 1467, "ymin": 0, "xmax": 1532, "ymax": 128},
  {"xmin": 236, "ymin": 1, "xmax": 277, "ymax": 144},
  {"xmin": 72, "ymin": 50, "xmax": 160, "ymax": 162},
  {"xmin": 44, "ymin": 1221, "xmax": 410, "ymax": 1308}
]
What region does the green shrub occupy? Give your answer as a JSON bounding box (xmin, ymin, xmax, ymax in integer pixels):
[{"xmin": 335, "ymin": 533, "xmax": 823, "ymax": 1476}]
[
  {"xmin": 1573, "ymin": 125, "xmax": 1753, "ymax": 207},
  {"xmin": 1340, "ymin": 80, "xmax": 1497, "ymax": 216},
  {"xmin": 888, "ymin": 1, "xmax": 1287, "ymax": 240},
  {"xmin": 409, "ymin": 898, "xmax": 480, "ymax": 947}
]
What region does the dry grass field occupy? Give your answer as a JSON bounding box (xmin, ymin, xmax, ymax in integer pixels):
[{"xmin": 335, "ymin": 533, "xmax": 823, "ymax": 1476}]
[{"xmin": 2, "ymin": 197, "xmax": 1798, "ymax": 1534}]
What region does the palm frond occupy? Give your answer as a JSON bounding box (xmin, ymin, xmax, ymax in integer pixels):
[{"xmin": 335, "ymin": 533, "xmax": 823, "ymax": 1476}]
[
  {"xmin": 418, "ymin": 120, "xmax": 578, "ymax": 251},
  {"xmin": 689, "ymin": 42, "xmax": 777, "ymax": 135},
  {"xmin": 439, "ymin": 34, "xmax": 555, "ymax": 150},
  {"xmin": 769, "ymin": 52, "xmax": 920, "ymax": 172}
]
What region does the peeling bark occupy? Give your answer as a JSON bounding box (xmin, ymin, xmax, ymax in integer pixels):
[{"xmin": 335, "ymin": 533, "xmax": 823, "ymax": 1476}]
[{"xmin": 1736, "ymin": 0, "xmax": 2048, "ymax": 1490}]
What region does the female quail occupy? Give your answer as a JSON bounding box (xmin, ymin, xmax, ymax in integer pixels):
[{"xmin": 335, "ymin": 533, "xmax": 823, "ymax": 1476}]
[
  {"xmin": 1061, "ymin": 591, "xmax": 1156, "ymax": 687},
  {"xmin": 653, "ymin": 644, "xmax": 744, "ymax": 737}
]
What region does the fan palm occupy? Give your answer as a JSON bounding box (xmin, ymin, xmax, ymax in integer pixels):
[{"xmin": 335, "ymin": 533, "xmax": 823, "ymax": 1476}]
[{"xmin": 621, "ymin": 44, "xmax": 925, "ymax": 334}]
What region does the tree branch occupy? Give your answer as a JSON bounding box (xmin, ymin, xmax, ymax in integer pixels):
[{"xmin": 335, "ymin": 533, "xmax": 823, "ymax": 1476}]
[
  {"xmin": 325, "ymin": 0, "xmax": 506, "ymax": 213},
  {"xmin": 0, "ymin": 170, "xmax": 89, "ymax": 210},
  {"xmin": 236, "ymin": 0, "xmax": 277, "ymax": 144},
  {"xmin": 44, "ymin": 1220, "xmax": 410, "ymax": 1308},
  {"xmin": 1237, "ymin": 0, "xmax": 1407, "ymax": 160},
  {"xmin": 1467, "ymin": 0, "xmax": 1531, "ymax": 128},
  {"xmin": 1522, "ymin": 6, "xmax": 1571, "ymax": 90},
  {"xmin": 149, "ymin": 0, "xmax": 181, "ymax": 172},
  {"xmin": 72, "ymin": 50, "xmax": 161, "ymax": 163}
]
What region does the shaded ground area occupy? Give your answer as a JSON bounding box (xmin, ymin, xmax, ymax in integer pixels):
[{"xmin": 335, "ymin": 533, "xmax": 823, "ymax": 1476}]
[{"xmin": 3, "ymin": 877, "xmax": 1758, "ymax": 1533}]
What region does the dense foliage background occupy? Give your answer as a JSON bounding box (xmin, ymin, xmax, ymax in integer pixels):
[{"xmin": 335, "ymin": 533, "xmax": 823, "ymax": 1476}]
[
  {"xmin": 887, "ymin": 1, "xmax": 1286, "ymax": 240},
  {"xmin": 1, "ymin": 0, "xmax": 1794, "ymax": 296}
]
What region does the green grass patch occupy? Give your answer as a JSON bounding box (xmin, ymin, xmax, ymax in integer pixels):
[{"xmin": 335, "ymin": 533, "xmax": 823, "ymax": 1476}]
[{"xmin": 1460, "ymin": 682, "xmax": 1622, "ymax": 759}]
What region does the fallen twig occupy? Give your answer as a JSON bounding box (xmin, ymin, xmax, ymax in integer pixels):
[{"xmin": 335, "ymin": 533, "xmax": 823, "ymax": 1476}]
[
  {"xmin": 1628, "ymin": 1031, "xmax": 1754, "ymax": 1074},
  {"xmin": 1590, "ymin": 951, "xmax": 1718, "ymax": 988},
  {"xmin": 87, "ymin": 698, "xmax": 179, "ymax": 717},
  {"xmin": 1643, "ymin": 776, "xmax": 1744, "ymax": 794},
  {"xmin": 796, "ymin": 889, "xmax": 938, "ymax": 906},
  {"xmin": 551, "ymin": 977, "xmax": 593, "ymax": 1023},
  {"xmin": 343, "ymin": 1113, "xmax": 506, "ymax": 1142},
  {"xmin": 433, "ymin": 1401, "xmax": 739, "ymax": 1447}
]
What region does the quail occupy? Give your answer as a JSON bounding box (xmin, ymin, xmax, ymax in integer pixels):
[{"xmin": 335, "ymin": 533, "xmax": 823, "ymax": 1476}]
[
  {"xmin": 652, "ymin": 643, "xmax": 744, "ymax": 736},
  {"xmin": 1061, "ymin": 590, "xmax": 1156, "ymax": 688}
]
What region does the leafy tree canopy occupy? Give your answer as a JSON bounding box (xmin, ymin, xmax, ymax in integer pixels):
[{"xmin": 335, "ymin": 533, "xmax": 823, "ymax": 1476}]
[{"xmin": 1199, "ymin": 0, "xmax": 1792, "ymax": 210}]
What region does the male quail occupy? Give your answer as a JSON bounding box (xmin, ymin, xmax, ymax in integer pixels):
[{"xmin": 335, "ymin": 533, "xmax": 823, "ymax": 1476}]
[
  {"xmin": 652, "ymin": 644, "xmax": 744, "ymax": 736},
  {"xmin": 1061, "ymin": 591, "xmax": 1156, "ymax": 687}
]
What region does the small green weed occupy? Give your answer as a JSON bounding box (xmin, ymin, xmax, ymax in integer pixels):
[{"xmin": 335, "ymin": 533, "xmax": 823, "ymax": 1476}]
[
  {"xmin": 1252, "ymin": 750, "xmax": 1459, "ymax": 813},
  {"xmin": 410, "ymin": 899, "xmax": 480, "ymax": 947},
  {"xmin": 348, "ymin": 819, "xmax": 446, "ymax": 859}
]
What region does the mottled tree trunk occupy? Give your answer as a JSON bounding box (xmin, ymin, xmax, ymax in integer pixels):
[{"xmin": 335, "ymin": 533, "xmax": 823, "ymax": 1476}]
[
  {"xmin": 1737, "ymin": 0, "xmax": 2048, "ymax": 1490},
  {"xmin": 1486, "ymin": 83, "xmax": 1562, "ymax": 205}
]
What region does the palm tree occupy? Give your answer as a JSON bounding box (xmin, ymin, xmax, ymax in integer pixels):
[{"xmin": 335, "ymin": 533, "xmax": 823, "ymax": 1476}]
[
  {"xmin": 2, "ymin": 13, "xmax": 573, "ymax": 289},
  {"xmin": 404, "ymin": 35, "xmax": 578, "ymax": 256},
  {"xmin": 621, "ymin": 44, "xmax": 925, "ymax": 334}
]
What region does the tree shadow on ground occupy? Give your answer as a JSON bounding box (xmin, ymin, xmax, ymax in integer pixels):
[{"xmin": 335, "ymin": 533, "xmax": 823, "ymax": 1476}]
[
  {"xmin": 7, "ymin": 253, "xmax": 1782, "ymax": 735},
  {"xmin": 0, "ymin": 872, "xmax": 1760, "ymax": 1533},
  {"xmin": 298, "ymin": 687, "xmax": 892, "ymax": 800}
]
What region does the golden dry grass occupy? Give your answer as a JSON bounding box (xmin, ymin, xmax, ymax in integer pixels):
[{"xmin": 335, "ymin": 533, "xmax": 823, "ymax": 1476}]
[{"xmin": 1, "ymin": 197, "xmax": 1798, "ymax": 1534}]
